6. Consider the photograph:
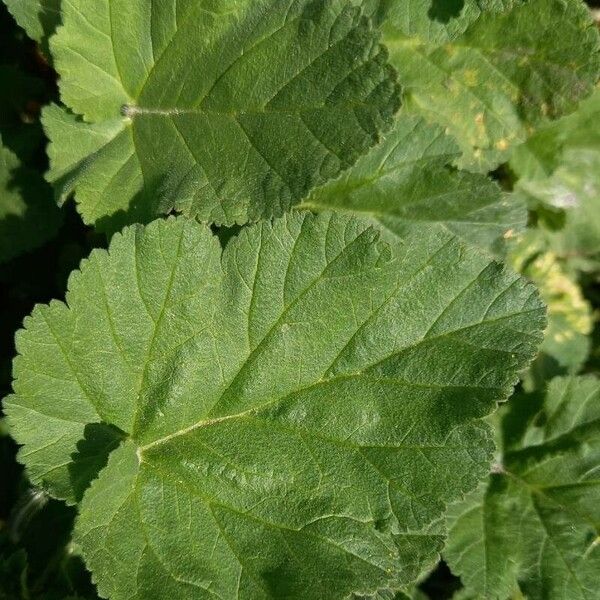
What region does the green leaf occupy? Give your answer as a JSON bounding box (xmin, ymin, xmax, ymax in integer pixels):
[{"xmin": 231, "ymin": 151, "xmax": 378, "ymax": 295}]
[
  {"xmin": 510, "ymin": 234, "xmax": 593, "ymax": 383},
  {"xmin": 380, "ymin": 0, "xmax": 600, "ymax": 170},
  {"xmin": 6, "ymin": 213, "xmax": 544, "ymax": 598},
  {"xmin": 445, "ymin": 376, "xmax": 600, "ymax": 599},
  {"xmin": 510, "ymin": 89, "xmax": 600, "ymax": 180},
  {"xmin": 300, "ymin": 114, "xmax": 526, "ymax": 253},
  {"xmin": 3, "ymin": 0, "xmax": 61, "ymax": 56},
  {"xmin": 511, "ymin": 89, "xmax": 600, "ymax": 268},
  {"xmin": 352, "ymin": 589, "xmax": 412, "ymax": 600},
  {"xmin": 0, "ymin": 136, "xmax": 62, "ymax": 263},
  {"xmin": 366, "ymin": 0, "xmax": 517, "ymax": 42},
  {"xmin": 45, "ymin": 0, "xmax": 399, "ymax": 233}
]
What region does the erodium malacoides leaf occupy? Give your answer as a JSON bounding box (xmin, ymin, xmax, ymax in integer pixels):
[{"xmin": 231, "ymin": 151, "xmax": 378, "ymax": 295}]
[
  {"xmin": 6, "ymin": 213, "xmax": 545, "ymax": 599},
  {"xmin": 43, "ymin": 0, "xmax": 400, "ymax": 234}
]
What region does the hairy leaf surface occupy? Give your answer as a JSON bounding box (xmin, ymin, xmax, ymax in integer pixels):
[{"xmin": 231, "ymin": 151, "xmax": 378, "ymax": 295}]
[
  {"xmin": 445, "ymin": 376, "xmax": 600, "ymax": 599},
  {"xmin": 6, "ymin": 213, "xmax": 544, "ymax": 598},
  {"xmin": 44, "ymin": 0, "xmax": 399, "ymax": 233},
  {"xmin": 301, "ymin": 115, "xmax": 525, "ymax": 253},
  {"xmin": 379, "ymin": 0, "xmax": 600, "ymax": 170}
]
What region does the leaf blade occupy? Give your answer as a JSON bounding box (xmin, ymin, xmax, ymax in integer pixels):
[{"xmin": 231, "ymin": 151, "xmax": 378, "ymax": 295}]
[
  {"xmin": 47, "ymin": 0, "xmax": 400, "ymax": 231},
  {"xmin": 445, "ymin": 376, "xmax": 600, "ymax": 599},
  {"xmin": 7, "ymin": 213, "xmax": 545, "ymax": 597}
]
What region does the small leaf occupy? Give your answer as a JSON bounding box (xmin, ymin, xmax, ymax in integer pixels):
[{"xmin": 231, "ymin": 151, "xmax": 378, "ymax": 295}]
[
  {"xmin": 45, "ymin": 0, "xmax": 400, "ymax": 233},
  {"xmin": 3, "ymin": 0, "xmax": 61, "ymax": 56},
  {"xmin": 301, "ymin": 115, "xmax": 526, "ymax": 253},
  {"xmin": 6, "ymin": 213, "xmax": 544, "ymax": 598},
  {"xmin": 445, "ymin": 376, "xmax": 600, "ymax": 599}
]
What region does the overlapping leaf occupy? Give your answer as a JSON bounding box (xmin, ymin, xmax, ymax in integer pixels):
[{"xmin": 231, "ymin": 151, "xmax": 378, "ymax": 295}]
[
  {"xmin": 6, "ymin": 213, "xmax": 544, "ymax": 598},
  {"xmin": 3, "ymin": 0, "xmax": 60, "ymax": 55},
  {"xmin": 0, "ymin": 137, "xmax": 62, "ymax": 263},
  {"xmin": 511, "ymin": 88, "xmax": 600, "ymax": 269},
  {"xmin": 366, "ymin": 0, "xmax": 518, "ymax": 37},
  {"xmin": 445, "ymin": 376, "xmax": 600, "ymax": 599},
  {"xmin": 377, "ymin": 0, "xmax": 600, "ymax": 170},
  {"xmin": 44, "ymin": 0, "xmax": 399, "ymax": 233},
  {"xmin": 301, "ymin": 115, "xmax": 525, "ymax": 253},
  {"xmin": 510, "ymin": 232, "xmax": 593, "ymax": 385}
]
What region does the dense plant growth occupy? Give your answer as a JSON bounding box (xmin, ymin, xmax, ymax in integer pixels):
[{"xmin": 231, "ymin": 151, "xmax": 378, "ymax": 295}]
[{"xmin": 0, "ymin": 1, "xmax": 599, "ymax": 599}]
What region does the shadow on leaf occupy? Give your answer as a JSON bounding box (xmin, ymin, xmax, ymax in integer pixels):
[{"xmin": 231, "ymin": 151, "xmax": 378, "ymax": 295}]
[{"xmin": 69, "ymin": 422, "xmax": 125, "ymax": 502}]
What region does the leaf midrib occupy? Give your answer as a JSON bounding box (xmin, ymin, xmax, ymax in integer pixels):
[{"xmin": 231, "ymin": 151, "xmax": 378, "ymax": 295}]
[{"xmin": 123, "ymin": 99, "xmax": 379, "ymax": 118}]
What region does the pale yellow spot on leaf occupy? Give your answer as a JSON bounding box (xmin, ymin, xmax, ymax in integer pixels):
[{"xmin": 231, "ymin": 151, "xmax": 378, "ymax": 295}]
[{"xmin": 463, "ymin": 69, "xmax": 478, "ymax": 87}]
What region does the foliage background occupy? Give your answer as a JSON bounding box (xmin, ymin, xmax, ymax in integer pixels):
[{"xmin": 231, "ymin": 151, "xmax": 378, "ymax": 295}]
[{"xmin": 0, "ymin": 1, "xmax": 599, "ymax": 598}]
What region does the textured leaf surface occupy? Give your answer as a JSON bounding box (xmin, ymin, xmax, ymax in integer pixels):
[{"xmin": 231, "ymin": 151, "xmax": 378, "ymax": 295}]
[
  {"xmin": 45, "ymin": 0, "xmax": 399, "ymax": 233},
  {"xmin": 379, "ymin": 0, "xmax": 600, "ymax": 170},
  {"xmin": 301, "ymin": 115, "xmax": 525, "ymax": 253},
  {"xmin": 445, "ymin": 376, "xmax": 600, "ymax": 599},
  {"xmin": 6, "ymin": 213, "xmax": 544, "ymax": 598},
  {"xmin": 365, "ymin": 0, "xmax": 517, "ymax": 41},
  {"xmin": 0, "ymin": 137, "xmax": 62, "ymax": 263}
]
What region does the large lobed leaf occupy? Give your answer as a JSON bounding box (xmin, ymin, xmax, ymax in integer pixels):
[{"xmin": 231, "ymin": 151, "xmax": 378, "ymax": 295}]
[
  {"xmin": 44, "ymin": 0, "xmax": 399, "ymax": 233},
  {"xmin": 377, "ymin": 0, "xmax": 600, "ymax": 170},
  {"xmin": 6, "ymin": 213, "xmax": 544, "ymax": 598},
  {"xmin": 445, "ymin": 376, "xmax": 600, "ymax": 599},
  {"xmin": 301, "ymin": 114, "xmax": 526, "ymax": 254}
]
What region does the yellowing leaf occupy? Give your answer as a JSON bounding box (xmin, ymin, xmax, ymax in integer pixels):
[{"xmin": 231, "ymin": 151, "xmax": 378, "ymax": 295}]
[{"xmin": 381, "ymin": 0, "xmax": 600, "ymax": 170}]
